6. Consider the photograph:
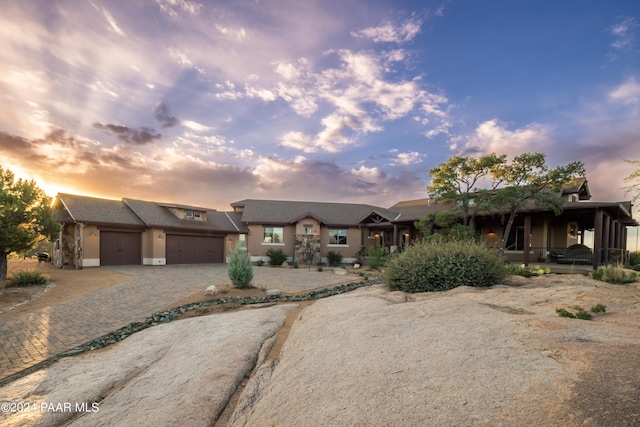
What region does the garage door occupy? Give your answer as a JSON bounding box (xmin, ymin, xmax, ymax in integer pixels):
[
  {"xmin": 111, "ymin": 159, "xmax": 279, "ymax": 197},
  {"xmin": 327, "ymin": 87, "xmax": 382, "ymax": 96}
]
[
  {"xmin": 100, "ymin": 231, "xmax": 142, "ymax": 266},
  {"xmin": 166, "ymin": 235, "xmax": 224, "ymax": 264}
]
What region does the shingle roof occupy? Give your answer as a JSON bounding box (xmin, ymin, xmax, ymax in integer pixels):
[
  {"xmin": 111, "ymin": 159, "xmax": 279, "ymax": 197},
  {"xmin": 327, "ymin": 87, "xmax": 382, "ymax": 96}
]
[
  {"xmin": 386, "ymin": 198, "xmax": 448, "ymax": 222},
  {"xmin": 231, "ymin": 199, "xmax": 399, "ymax": 226},
  {"xmin": 55, "ymin": 193, "xmax": 247, "ymax": 233},
  {"xmin": 123, "ymin": 198, "xmax": 246, "ymax": 233},
  {"xmin": 56, "ymin": 194, "xmax": 145, "ymax": 227}
]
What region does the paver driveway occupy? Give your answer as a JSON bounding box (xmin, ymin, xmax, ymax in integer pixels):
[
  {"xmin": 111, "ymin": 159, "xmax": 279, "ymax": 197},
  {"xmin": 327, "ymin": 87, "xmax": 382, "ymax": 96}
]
[{"xmin": 0, "ymin": 264, "xmax": 353, "ymax": 382}]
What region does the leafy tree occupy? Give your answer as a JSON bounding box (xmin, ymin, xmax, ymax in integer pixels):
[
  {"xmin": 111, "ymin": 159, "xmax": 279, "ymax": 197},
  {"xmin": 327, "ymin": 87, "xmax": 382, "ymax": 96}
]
[
  {"xmin": 622, "ymin": 159, "xmax": 640, "ymax": 202},
  {"xmin": 0, "ymin": 167, "xmax": 60, "ymax": 279},
  {"xmin": 427, "ymin": 153, "xmax": 506, "ymax": 226},
  {"xmin": 425, "ymin": 153, "xmax": 585, "ymax": 252},
  {"xmin": 491, "ymin": 153, "xmax": 585, "ymax": 252}
]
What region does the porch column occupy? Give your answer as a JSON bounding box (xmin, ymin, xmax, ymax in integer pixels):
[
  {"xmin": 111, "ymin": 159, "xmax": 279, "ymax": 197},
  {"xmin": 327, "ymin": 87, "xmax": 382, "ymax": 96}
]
[
  {"xmin": 603, "ymin": 214, "xmax": 611, "ymax": 264},
  {"xmin": 360, "ymin": 227, "xmax": 365, "ymax": 247},
  {"xmin": 609, "ymin": 218, "xmax": 618, "ymax": 248},
  {"xmin": 615, "ymin": 222, "xmax": 622, "ymax": 249},
  {"xmin": 622, "ymin": 227, "xmax": 628, "ymax": 251},
  {"xmin": 393, "ymin": 224, "xmax": 398, "ymax": 247},
  {"xmin": 523, "ymin": 215, "xmax": 531, "ymax": 266},
  {"xmin": 593, "ymin": 209, "xmax": 603, "ymax": 269}
]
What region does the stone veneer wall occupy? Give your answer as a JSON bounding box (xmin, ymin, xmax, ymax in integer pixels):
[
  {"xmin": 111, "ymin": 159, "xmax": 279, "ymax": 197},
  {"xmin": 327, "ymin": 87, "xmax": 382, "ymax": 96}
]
[{"xmin": 293, "ymin": 234, "xmax": 321, "ymax": 266}]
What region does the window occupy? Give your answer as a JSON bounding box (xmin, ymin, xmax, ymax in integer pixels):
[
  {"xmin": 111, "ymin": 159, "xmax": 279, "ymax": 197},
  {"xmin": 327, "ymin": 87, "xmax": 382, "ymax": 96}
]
[
  {"xmin": 329, "ymin": 229, "xmax": 348, "ymax": 245},
  {"xmin": 303, "ymin": 224, "xmax": 313, "ymax": 235},
  {"xmin": 185, "ymin": 209, "xmax": 193, "ymax": 218},
  {"xmin": 505, "ymin": 226, "xmax": 527, "ymax": 251},
  {"xmin": 238, "ymin": 234, "xmax": 247, "ymax": 250},
  {"xmin": 263, "ymin": 227, "xmax": 284, "ymax": 244},
  {"xmin": 194, "ymin": 211, "xmax": 201, "ymax": 218}
]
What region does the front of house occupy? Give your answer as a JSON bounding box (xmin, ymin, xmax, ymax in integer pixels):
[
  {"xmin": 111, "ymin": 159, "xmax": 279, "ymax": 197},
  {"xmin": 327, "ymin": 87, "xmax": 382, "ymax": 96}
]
[
  {"xmin": 51, "ymin": 177, "xmax": 637, "ymax": 269},
  {"xmin": 52, "ymin": 194, "xmax": 247, "ymax": 268},
  {"xmin": 229, "ymin": 199, "xmax": 413, "ymax": 265}
]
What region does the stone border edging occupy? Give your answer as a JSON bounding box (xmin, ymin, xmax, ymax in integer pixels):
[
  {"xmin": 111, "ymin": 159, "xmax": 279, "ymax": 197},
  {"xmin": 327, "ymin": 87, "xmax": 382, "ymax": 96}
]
[
  {"xmin": 0, "ymin": 282, "xmax": 56, "ymax": 315},
  {"xmin": 0, "ymin": 277, "xmax": 380, "ymax": 387}
]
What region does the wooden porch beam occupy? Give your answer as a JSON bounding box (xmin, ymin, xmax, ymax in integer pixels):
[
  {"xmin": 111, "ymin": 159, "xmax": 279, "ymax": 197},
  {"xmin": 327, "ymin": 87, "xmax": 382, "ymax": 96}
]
[
  {"xmin": 523, "ymin": 215, "xmax": 531, "ymax": 266},
  {"xmin": 593, "ymin": 209, "xmax": 603, "ymax": 269},
  {"xmin": 603, "ymin": 214, "xmax": 611, "ymax": 263}
]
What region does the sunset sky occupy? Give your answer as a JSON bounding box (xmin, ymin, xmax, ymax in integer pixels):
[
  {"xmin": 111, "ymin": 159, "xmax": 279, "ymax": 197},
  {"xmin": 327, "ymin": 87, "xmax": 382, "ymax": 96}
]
[{"xmin": 1, "ymin": 0, "xmax": 639, "ymax": 247}]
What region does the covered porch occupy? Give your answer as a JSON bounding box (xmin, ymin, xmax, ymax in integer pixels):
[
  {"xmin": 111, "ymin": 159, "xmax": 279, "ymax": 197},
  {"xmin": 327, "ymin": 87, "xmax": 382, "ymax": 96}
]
[{"xmin": 477, "ymin": 201, "xmax": 637, "ymax": 270}]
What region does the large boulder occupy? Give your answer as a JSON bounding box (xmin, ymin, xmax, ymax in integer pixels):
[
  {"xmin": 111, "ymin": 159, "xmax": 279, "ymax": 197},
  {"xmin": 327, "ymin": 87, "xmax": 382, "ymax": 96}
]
[
  {"xmin": 230, "ymin": 281, "xmax": 640, "ymax": 426},
  {"xmin": 0, "ymin": 305, "xmax": 294, "ymax": 427}
]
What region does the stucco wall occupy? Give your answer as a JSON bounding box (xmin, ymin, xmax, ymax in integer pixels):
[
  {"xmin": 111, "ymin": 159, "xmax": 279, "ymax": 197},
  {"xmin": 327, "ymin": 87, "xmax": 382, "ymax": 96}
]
[
  {"xmin": 247, "ymin": 224, "xmax": 296, "ymax": 260},
  {"xmin": 82, "ymin": 225, "xmax": 100, "ymax": 267},
  {"xmin": 142, "ymin": 228, "xmax": 166, "ymax": 266}
]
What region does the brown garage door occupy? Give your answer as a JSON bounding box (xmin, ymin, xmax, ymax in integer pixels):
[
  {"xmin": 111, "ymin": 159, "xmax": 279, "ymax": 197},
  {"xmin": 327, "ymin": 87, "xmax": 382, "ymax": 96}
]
[
  {"xmin": 166, "ymin": 235, "xmax": 224, "ymax": 264},
  {"xmin": 100, "ymin": 231, "xmax": 142, "ymax": 266}
]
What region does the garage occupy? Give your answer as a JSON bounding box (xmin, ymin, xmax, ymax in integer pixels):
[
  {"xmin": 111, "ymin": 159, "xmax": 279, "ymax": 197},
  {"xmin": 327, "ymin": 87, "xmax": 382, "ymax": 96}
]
[
  {"xmin": 166, "ymin": 235, "xmax": 224, "ymax": 264},
  {"xmin": 100, "ymin": 231, "xmax": 142, "ymax": 266}
]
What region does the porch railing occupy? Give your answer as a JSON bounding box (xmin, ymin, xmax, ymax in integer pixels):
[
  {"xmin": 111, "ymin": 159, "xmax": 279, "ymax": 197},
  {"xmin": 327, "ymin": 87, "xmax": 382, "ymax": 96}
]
[{"xmin": 502, "ymin": 247, "xmax": 630, "ymax": 266}]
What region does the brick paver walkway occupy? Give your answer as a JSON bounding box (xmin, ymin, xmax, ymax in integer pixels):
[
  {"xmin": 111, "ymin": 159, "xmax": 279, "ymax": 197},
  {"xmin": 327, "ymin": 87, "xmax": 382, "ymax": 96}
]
[{"xmin": 0, "ymin": 265, "xmax": 353, "ymax": 382}]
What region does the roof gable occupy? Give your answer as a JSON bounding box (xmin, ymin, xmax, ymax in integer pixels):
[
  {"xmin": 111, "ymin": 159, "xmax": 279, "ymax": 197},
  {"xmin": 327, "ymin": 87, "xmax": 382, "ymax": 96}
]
[
  {"xmin": 55, "ymin": 193, "xmax": 145, "ymax": 227},
  {"xmin": 231, "ymin": 199, "xmax": 399, "ymax": 226}
]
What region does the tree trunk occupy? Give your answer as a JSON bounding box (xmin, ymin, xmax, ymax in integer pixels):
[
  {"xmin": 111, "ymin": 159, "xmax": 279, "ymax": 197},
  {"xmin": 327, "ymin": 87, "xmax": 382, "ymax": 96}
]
[
  {"xmin": 501, "ymin": 211, "xmax": 517, "ymax": 253},
  {"xmin": 0, "ymin": 253, "xmax": 8, "ymax": 281}
]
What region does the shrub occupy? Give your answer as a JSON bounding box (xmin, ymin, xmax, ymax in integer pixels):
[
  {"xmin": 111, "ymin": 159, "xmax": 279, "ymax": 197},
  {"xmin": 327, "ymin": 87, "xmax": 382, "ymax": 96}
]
[
  {"xmin": 556, "ymin": 304, "xmax": 606, "ymax": 320},
  {"xmin": 383, "ymin": 239, "xmax": 507, "ymax": 293},
  {"xmin": 327, "ymin": 251, "xmax": 343, "ymax": 266},
  {"xmin": 227, "ymin": 248, "xmax": 253, "ymax": 288},
  {"xmin": 628, "ymin": 251, "xmax": 640, "ymax": 266},
  {"xmin": 590, "ymin": 265, "xmax": 637, "ymax": 284},
  {"xmin": 8, "ymin": 270, "xmax": 49, "ymax": 287},
  {"xmin": 266, "ymin": 248, "xmax": 287, "ymax": 266},
  {"xmin": 505, "ymin": 263, "xmax": 551, "ymax": 277},
  {"xmin": 366, "ymin": 246, "xmax": 389, "ymax": 270}
]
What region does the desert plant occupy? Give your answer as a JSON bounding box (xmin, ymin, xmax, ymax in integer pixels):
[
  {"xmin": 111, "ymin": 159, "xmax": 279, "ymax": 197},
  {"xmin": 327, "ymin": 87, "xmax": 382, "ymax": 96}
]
[
  {"xmin": 8, "ymin": 270, "xmax": 49, "ymax": 287},
  {"xmin": 383, "ymin": 239, "xmax": 507, "ymax": 293},
  {"xmin": 590, "ymin": 265, "xmax": 637, "ymax": 284},
  {"xmin": 366, "ymin": 246, "xmax": 389, "ymax": 270},
  {"xmin": 505, "ymin": 263, "xmax": 551, "ymax": 277},
  {"xmin": 327, "ymin": 251, "xmax": 343, "ymax": 266},
  {"xmin": 266, "ymin": 248, "xmax": 287, "ymax": 266},
  {"xmin": 556, "ymin": 304, "xmax": 606, "ymax": 320},
  {"xmin": 227, "ymin": 248, "xmax": 253, "ymax": 288}
]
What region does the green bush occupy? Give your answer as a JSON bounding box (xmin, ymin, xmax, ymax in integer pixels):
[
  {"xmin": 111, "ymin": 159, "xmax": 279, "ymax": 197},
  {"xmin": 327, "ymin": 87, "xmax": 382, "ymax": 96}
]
[
  {"xmin": 556, "ymin": 304, "xmax": 606, "ymax": 320},
  {"xmin": 590, "ymin": 265, "xmax": 637, "ymax": 284},
  {"xmin": 383, "ymin": 239, "xmax": 507, "ymax": 293},
  {"xmin": 327, "ymin": 251, "xmax": 343, "ymax": 266},
  {"xmin": 8, "ymin": 270, "xmax": 49, "ymax": 287},
  {"xmin": 505, "ymin": 263, "xmax": 551, "ymax": 277},
  {"xmin": 628, "ymin": 251, "xmax": 640, "ymax": 266},
  {"xmin": 266, "ymin": 248, "xmax": 287, "ymax": 266},
  {"xmin": 366, "ymin": 246, "xmax": 389, "ymax": 270},
  {"xmin": 227, "ymin": 248, "xmax": 253, "ymax": 288}
]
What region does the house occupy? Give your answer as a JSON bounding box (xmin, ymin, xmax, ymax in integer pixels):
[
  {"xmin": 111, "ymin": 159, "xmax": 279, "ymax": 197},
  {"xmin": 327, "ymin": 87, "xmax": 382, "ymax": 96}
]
[
  {"xmin": 400, "ymin": 177, "xmax": 637, "ymax": 269},
  {"xmin": 52, "ymin": 193, "xmax": 246, "ymax": 268},
  {"xmin": 51, "ymin": 177, "xmax": 637, "ymax": 270},
  {"xmin": 229, "ymin": 199, "xmax": 410, "ymax": 265}
]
